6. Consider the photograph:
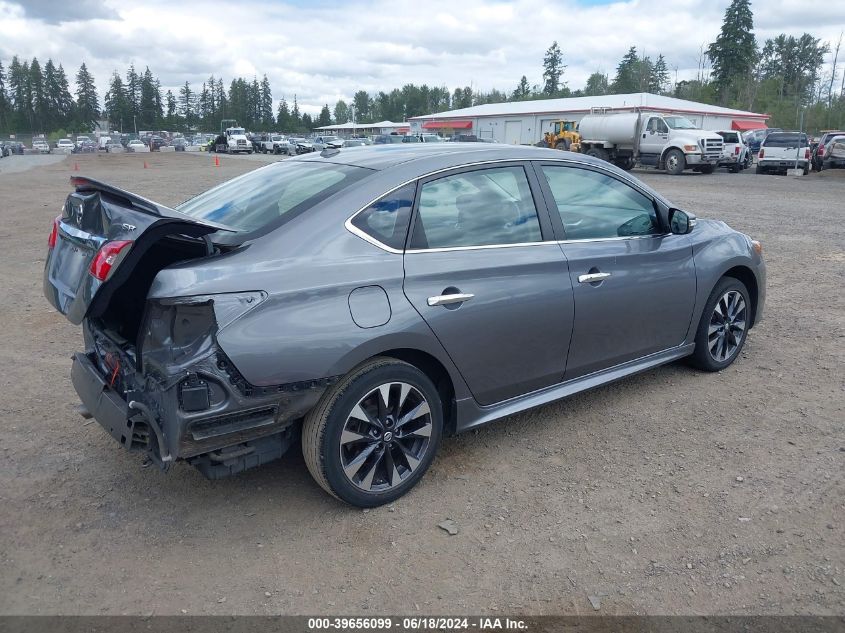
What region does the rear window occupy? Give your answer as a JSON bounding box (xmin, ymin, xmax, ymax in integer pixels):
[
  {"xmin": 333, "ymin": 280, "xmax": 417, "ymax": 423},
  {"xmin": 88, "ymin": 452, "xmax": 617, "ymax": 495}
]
[
  {"xmin": 764, "ymin": 133, "xmax": 808, "ymax": 147},
  {"xmin": 717, "ymin": 132, "xmax": 739, "ymax": 143},
  {"xmin": 176, "ymin": 161, "xmax": 371, "ymax": 236}
]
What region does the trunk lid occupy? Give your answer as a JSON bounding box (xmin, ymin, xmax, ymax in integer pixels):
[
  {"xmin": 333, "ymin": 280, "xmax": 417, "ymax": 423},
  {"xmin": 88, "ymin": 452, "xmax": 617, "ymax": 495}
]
[{"xmin": 44, "ymin": 176, "xmax": 233, "ymax": 325}]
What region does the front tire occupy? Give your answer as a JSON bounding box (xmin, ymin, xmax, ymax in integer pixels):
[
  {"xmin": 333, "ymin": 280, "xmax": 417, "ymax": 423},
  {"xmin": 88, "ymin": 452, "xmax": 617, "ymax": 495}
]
[
  {"xmin": 302, "ymin": 357, "xmax": 443, "ymax": 507},
  {"xmin": 585, "ymin": 147, "xmax": 609, "ymax": 162},
  {"xmin": 664, "ymin": 149, "xmax": 685, "ymax": 175},
  {"xmin": 688, "ymin": 277, "xmax": 751, "ymax": 372},
  {"xmin": 555, "ymin": 139, "xmax": 571, "ymax": 151}
]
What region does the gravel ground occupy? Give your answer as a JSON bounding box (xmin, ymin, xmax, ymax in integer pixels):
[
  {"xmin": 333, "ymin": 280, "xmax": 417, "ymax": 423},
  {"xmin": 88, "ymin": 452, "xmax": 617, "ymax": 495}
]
[{"xmin": 0, "ymin": 152, "xmax": 842, "ymax": 616}]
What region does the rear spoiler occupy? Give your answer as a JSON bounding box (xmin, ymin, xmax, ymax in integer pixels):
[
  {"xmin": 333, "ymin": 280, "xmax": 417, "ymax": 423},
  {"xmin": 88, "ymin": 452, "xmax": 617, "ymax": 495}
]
[{"xmin": 70, "ymin": 176, "xmax": 235, "ymax": 233}]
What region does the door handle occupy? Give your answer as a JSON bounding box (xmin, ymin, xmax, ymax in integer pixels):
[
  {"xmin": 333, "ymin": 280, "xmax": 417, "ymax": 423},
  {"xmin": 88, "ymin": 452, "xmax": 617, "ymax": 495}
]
[
  {"xmin": 427, "ymin": 293, "xmax": 474, "ymax": 306},
  {"xmin": 578, "ymin": 272, "xmax": 611, "ymax": 284}
]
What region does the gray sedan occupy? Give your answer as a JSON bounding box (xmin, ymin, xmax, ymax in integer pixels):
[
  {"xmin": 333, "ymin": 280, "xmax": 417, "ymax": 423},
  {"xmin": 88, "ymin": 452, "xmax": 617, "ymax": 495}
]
[{"xmin": 43, "ymin": 144, "xmax": 766, "ymax": 507}]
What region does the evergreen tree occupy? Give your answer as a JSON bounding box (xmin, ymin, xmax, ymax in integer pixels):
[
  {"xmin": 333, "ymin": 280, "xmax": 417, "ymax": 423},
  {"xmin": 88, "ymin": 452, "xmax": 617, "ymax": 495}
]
[
  {"xmin": 125, "ymin": 63, "xmax": 141, "ymax": 119},
  {"xmin": 276, "ymin": 96, "xmax": 291, "ymax": 131},
  {"xmin": 139, "ymin": 67, "xmax": 160, "ymax": 130},
  {"xmin": 178, "ymin": 81, "xmax": 194, "ymax": 125},
  {"xmin": 542, "ymin": 41, "xmax": 566, "ymax": 95},
  {"xmin": 301, "ymin": 112, "xmax": 313, "ymax": 131},
  {"xmin": 104, "ymin": 72, "xmax": 130, "ymax": 131},
  {"xmin": 260, "ymin": 74, "xmax": 273, "ymax": 127},
  {"xmin": 291, "ymin": 95, "xmax": 301, "ymax": 129},
  {"xmin": 651, "ymin": 54, "xmax": 670, "ymax": 93},
  {"xmin": 512, "ymin": 75, "xmax": 531, "ymax": 100},
  {"xmin": 0, "ymin": 61, "xmax": 8, "ymax": 131},
  {"xmin": 707, "ymin": 0, "xmax": 756, "ymax": 103},
  {"xmin": 75, "ymin": 62, "xmax": 99, "ymax": 127},
  {"xmin": 318, "ymin": 103, "xmax": 332, "ymax": 127},
  {"xmin": 165, "ymin": 89, "xmax": 177, "ymax": 122},
  {"xmin": 30, "ymin": 58, "xmax": 47, "ymax": 132},
  {"xmin": 612, "ymin": 46, "xmax": 641, "ymax": 93}
]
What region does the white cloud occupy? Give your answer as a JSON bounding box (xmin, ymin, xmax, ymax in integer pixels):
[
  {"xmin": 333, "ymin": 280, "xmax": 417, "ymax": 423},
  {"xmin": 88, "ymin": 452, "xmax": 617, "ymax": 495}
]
[{"xmin": 0, "ymin": 0, "xmax": 841, "ymax": 115}]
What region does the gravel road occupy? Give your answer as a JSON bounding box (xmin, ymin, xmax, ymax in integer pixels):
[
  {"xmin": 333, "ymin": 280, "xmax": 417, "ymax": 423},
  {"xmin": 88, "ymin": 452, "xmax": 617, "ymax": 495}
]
[{"xmin": 0, "ymin": 152, "xmax": 842, "ymax": 616}]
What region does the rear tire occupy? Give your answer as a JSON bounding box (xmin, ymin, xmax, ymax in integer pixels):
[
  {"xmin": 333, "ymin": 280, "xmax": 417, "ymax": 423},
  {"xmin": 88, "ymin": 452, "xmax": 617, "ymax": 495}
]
[
  {"xmin": 302, "ymin": 357, "xmax": 443, "ymax": 507},
  {"xmin": 585, "ymin": 147, "xmax": 609, "ymax": 162},
  {"xmin": 664, "ymin": 149, "xmax": 685, "ymax": 175},
  {"xmin": 755, "ymin": 165, "xmax": 764, "ymax": 175},
  {"xmin": 688, "ymin": 277, "xmax": 751, "ymax": 372},
  {"xmin": 729, "ymin": 164, "xmax": 740, "ymax": 173},
  {"xmin": 699, "ymin": 164, "xmax": 715, "ymax": 174}
]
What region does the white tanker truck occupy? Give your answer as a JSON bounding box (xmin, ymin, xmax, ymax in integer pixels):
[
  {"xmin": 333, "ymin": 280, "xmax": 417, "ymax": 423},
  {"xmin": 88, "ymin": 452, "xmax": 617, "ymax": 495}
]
[{"xmin": 578, "ymin": 110, "xmax": 724, "ymax": 175}]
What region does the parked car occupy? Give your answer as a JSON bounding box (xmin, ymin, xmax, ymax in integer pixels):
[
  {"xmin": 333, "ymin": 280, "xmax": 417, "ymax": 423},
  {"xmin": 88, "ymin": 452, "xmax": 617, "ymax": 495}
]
[
  {"xmin": 172, "ymin": 138, "xmax": 188, "ymax": 152},
  {"xmin": 373, "ymin": 134, "xmax": 405, "ymax": 144},
  {"xmin": 32, "ymin": 139, "xmax": 51, "ymax": 153},
  {"xmin": 817, "ymin": 134, "xmax": 845, "ymax": 170},
  {"xmin": 148, "ymin": 136, "xmax": 167, "ymax": 151},
  {"xmin": 105, "ymin": 140, "xmax": 124, "ymax": 153},
  {"xmin": 75, "ymin": 135, "xmax": 92, "ymax": 149},
  {"xmin": 55, "ymin": 138, "xmax": 75, "ymax": 153},
  {"xmin": 756, "ymin": 132, "xmax": 810, "ymax": 175},
  {"xmin": 743, "ymin": 128, "xmax": 782, "ymax": 154},
  {"xmin": 401, "ymin": 135, "xmax": 420, "ymax": 143},
  {"xmin": 77, "ymin": 140, "xmax": 97, "ymax": 154},
  {"xmin": 44, "ymin": 144, "xmax": 765, "ymax": 507},
  {"xmin": 312, "ymin": 136, "xmax": 343, "ymax": 150},
  {"xmin": 715, "ymin": 130, "xmax": 751, "ymax": 172},
  {"xmin": 127, "ymin": 139, "xmax": 150, "ymax": 153},
  {"xmin": 4, "ymin": 140, "xmax": 24, "ymax": 155},
  {"xmin": 418, "ymin": 134, "xmax": 445, "ymax": 143},
  {"xmin": 811, "ymin": 130, "xmax": 845, "ymax": 171},
  {"xmin": 289, "ymin": 137, "xmax": 315, "ymax": 154},
  {"xmin": 97, "ymin": 136, "xmax": 112, "ymax": 150},
  {"xmin": 342, "ymin": 139, "xmax": 367, "ymax": 148}
]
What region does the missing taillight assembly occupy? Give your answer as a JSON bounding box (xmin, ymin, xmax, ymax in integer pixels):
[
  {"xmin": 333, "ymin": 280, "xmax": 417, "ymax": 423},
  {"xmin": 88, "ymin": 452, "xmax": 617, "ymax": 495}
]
[{"xmin": 89, "ymin": 240, "xmax": 133, "ymax": 281}]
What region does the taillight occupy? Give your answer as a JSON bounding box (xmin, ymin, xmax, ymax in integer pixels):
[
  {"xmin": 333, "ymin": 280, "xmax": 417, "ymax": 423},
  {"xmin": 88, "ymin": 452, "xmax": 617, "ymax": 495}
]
[
  {"xmin": 759, "ymin": 148, "xmax": 764, "ymax": 158},
  {"xmin": 735, "ymin": 146, "xmax": 740, "ymax": 155},
  {"xmin": 47, "ymin": 216, "xmax": 61, "ymax": 249},
  {"xmin": 805, "ymin": 149, "xmax": 810, "ymax": 159},
  {"xmin": 818, "ymin": 146, "xmax": 824, "ymax": 156},
  {"xmin": 89, "ymin": 240, "xmax": 133, "ymax": 281}
]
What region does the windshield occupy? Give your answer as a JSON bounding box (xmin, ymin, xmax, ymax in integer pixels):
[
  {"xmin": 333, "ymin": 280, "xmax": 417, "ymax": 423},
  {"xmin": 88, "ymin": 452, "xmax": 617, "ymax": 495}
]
[
  {"xmin": 176, "ymin": 161, "xmax": 372, "ymax": 235},
  {"xmin": 663, "ymin": 116, "xmax": 697, "ymax": 130},
  {"xmin": 228, "ymin": 128, "xmax": 245, "ymax": 135},
  {"xmin": 717, "ymin": 132, "xmax": 739, "ymax": 143}
]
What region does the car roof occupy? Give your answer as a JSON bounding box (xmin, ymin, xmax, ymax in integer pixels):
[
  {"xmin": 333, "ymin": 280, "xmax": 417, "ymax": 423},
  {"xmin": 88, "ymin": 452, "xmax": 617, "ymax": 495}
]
[{"xmin": 291, "ymin": 143, "xmax": 608, "ymax": 171}]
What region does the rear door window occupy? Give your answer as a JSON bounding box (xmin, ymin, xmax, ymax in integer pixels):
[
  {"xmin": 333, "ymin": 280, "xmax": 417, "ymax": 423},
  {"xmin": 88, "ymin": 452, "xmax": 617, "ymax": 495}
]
[
  {"xmin": 410, "ymin": 166, "xmax": 542, "ymax": 249},
  {"xmin": 764, "ymin": 134, "xmax": 808, "ymax": 147}
]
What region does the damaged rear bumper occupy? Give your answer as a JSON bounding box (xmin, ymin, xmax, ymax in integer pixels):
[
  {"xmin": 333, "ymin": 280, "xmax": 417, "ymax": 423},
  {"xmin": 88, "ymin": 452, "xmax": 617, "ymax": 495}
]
[{"xmin": 72, "ymin": 321, "xmax": 336, "ymax": 478}]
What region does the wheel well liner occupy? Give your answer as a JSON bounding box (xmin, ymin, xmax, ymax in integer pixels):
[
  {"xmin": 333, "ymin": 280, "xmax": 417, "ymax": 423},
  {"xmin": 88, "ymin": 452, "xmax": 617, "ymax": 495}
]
[
  {"xmin": 378, "ymin": 348, "xmax": 457, "ymax": 435},
  {"xmin": 722, "ymin": 266, "xmax": 759, "ymax": 327}
]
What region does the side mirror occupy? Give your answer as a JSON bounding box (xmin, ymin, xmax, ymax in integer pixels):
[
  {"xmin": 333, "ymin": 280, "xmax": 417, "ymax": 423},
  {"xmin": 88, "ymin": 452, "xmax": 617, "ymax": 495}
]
[{"xmin": 669, "ymin": 208, "xmax": 696, "ymax": 234}]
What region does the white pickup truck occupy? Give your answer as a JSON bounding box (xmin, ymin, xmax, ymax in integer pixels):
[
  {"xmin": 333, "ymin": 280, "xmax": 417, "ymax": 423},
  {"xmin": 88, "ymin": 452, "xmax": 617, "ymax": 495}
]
[
  {"xmin": 578, "ymin": 111, "xmax": 723, "ymax": 175},
  {"xmin": 756, "ymin": 132, "xmax": 810, "ymax": 175},
  {"xmin": 261, "ymin": 134, "xmax": 293, "ymax": 155},
  {"xmin": 715, "ymin": 130, "xmax": 752, "ymax": 172}
]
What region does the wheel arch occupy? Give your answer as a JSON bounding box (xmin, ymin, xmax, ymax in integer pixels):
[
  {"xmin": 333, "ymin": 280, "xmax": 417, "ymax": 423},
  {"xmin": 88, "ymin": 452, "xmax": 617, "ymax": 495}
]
[
  {"xmin": 721, "ymin": 265, "xmax": 760, "ymax": 328},
  {"xmin": 375, "ymin": 348, "xmax": 457, "ymax": 436}
]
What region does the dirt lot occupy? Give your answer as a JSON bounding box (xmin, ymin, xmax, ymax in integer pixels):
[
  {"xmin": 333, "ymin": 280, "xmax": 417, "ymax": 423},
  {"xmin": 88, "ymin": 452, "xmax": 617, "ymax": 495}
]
[{"xmin": 0, "ymin": 152, "xmax": 842, "ymax": 616}]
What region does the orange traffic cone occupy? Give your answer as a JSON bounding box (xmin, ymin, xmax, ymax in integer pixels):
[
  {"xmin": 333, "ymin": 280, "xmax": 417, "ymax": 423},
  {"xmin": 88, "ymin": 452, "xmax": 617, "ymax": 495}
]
[{"xmin": 214, "ymin": 155, "xmax": 220, "ymax": 167}]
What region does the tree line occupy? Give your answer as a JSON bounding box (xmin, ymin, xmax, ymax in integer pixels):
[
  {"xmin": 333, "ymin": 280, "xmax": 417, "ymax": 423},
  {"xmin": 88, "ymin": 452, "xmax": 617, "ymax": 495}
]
[{"xmin": 0, "ymin": 0, "xmax": 841, "ymax": 138}]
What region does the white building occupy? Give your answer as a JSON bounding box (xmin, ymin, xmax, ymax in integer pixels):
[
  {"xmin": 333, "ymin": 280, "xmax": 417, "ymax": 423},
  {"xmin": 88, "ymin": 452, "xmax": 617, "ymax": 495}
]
[
  {"xmin": 312, "ymin": 120, "xmax": 410, "ymax": 136},
  {"xmin": 408, "ymin": 93, "xmax": 768, "ymax": 144}
]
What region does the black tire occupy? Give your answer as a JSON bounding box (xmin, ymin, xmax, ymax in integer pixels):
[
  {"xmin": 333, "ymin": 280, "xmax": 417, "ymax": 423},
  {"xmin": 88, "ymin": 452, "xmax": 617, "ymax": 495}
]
[
  {"xmin": 699, "ymin": 164, "xmax": 715, "ymax": 174},
  {"xmin": 664, "ymin": 149, "xmax": 685, "ymax": 175},
  {"xmin": 585, "ymin": 147, "xmax": 609, "ymax": 162},
  {"xmin": 755, "ymin": 165, "xmax": 764, "ymax": 175},
  {"xmin": 302, "ymin": 357, "xmax": 443, "ymax": 507},
  {"xmin": 688, "ymin": 277, "xmax": 751, "ymax": 372},
  {"xmin": 802, "ymin": 164, "xmax": 809, "ymax": 176},
  {"xmin": 613, "ymin": 157, "xmax": 634, "ymax": 171},
  {"xmin": 555, "ymin": 139, "xmax": 571, "ymax": 151}
]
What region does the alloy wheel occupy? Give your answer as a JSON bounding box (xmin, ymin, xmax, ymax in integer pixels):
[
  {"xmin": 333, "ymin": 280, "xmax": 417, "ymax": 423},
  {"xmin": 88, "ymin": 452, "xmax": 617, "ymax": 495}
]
[
  {"xmin": 340, "ymin": 382, "xmax": 433, "ymax": 492},
  {"xmin": 708, "ymin": 290, "xmax": 747, "ymax": 362}
]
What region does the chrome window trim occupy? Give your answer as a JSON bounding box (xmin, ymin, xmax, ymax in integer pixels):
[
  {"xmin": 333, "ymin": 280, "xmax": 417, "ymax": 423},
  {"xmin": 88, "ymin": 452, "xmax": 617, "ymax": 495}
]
[{"xmin": 343, "ymin": 156, "xmax": 654, "ymax": 254}]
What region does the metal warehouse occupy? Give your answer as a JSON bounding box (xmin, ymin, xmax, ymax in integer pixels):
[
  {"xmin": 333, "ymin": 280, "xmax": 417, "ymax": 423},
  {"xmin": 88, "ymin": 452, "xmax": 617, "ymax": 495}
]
[{"xmin": 408, "ymin": 92, "xmax": 768, "ymax": 144}]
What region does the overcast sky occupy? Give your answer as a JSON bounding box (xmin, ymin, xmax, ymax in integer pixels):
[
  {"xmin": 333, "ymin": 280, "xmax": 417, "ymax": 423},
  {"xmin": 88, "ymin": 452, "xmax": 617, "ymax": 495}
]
[{"xmin": 1, "ymin": 0, "xmax": 842, "ymax": 115}]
